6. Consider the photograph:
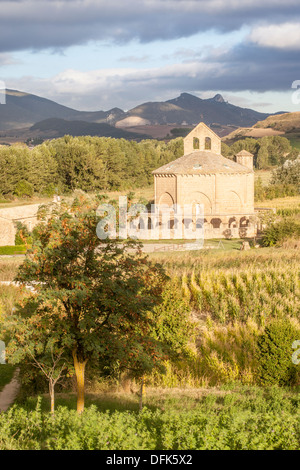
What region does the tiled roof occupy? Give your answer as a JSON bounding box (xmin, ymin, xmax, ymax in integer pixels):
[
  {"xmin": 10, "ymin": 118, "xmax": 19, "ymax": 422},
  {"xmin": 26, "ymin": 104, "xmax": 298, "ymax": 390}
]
[{"xmin": 152, "ymin": 150, "xmax": 253, "ymax": 175}]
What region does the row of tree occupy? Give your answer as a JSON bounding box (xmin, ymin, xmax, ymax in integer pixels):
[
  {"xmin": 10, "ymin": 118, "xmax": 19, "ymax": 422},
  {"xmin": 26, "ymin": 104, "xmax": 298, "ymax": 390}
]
[
  {"xmin": 0, "ymin": 134, "xmax": 298, "ymax": 199},
  {"xmin": 0, "ymin": 136, "xmax": 183, "ymax": 198},
  {"xmin": 222, "ymin": 135, "xmax": 298, "ymax": 169}
]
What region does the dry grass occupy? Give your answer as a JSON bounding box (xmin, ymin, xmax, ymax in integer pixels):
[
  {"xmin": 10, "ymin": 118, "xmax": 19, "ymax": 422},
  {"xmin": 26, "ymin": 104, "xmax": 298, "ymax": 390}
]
[
  {"xmin": 0, "ymin": 257, "xmax": 23, "ymax": 281},
  {"xmin": 261, "ymin": 195, "xmax": 300, "ymax": 210}
]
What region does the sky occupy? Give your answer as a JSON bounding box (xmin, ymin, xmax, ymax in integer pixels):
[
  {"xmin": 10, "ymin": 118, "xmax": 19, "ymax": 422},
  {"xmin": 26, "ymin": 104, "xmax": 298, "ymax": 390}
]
[{"xmin": 0, "ymin": 0, "xmax": 300, "ymax": 113}]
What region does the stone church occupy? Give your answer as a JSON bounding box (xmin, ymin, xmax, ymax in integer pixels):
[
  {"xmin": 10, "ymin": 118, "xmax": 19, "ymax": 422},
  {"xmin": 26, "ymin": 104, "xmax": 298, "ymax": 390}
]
[{"xmin": 152, "ymin": 122, "xmax": 256, "ymax": 238}]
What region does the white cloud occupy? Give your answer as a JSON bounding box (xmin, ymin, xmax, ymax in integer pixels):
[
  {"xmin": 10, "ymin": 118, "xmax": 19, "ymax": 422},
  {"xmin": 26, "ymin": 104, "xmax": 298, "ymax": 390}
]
[{"xmin": 249, "ymin": 22, "xmax": 300, "ymax": 50}]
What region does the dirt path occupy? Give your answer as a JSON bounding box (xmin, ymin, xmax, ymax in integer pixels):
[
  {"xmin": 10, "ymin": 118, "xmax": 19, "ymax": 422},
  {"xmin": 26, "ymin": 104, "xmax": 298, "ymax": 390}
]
[{"xmin": 0, "ymin": 368, "xmax": 20, "ymax": 412}]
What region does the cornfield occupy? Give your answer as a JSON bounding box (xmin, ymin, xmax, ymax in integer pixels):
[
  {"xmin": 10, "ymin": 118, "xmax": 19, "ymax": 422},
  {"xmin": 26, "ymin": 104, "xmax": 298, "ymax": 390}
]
[{"xmin": 148, "ymin": 247, "xmax": 300, "ymax": 386}]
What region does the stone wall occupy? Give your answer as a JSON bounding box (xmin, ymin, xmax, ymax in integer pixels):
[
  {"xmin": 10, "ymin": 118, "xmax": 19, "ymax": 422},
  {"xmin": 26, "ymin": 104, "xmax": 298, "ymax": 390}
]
[{"xmin": 0, "ymin": 204, "xmax": 40, "ymax": 246}]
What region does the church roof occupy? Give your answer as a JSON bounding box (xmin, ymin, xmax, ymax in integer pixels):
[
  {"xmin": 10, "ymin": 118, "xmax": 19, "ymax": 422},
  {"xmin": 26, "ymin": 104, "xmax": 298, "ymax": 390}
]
[
  {"xmin": 235, "ymin": 150, "xmax": 254, "ymax": 157},
  {"xmin": 152, "ymin": 150, "xmax": 253, "ymax": 175}
]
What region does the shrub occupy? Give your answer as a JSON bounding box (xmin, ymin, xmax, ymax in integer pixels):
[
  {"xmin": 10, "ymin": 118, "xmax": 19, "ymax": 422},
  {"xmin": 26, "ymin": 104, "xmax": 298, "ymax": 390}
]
[
  {"xmin": 14, "ymin": 180, "xmax": 34, "ymax": 198},
  {"xmin": 255, "ymin": 319, "xmax": 300, "ymax": 386},
  {"xmin": 262, "ymin": 219, "xmax": 300, "ymax": 247},
  {"xmin": 14, "ymin": 222, "xmax": 32, "ymax": 246}
]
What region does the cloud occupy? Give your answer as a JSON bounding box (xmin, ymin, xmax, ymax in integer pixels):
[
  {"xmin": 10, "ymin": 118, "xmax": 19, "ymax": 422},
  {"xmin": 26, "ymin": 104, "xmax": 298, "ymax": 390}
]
[
  {"xmin": 0, "ymin": 0, "xmax": 299, "ymax": 52},
  {"xmin": 0, "ymin": 53, "xmax": 19, "ymax": 65},
  {"xmin": 5, "ymin": 39, "xmax": 299, "ymax": 111},
  {"xmin": 249, "ymin": 22, "xmax": 300, "ymax": 50},
  {"xmin": 118, "ymin": 55, "xmax": 151, "ymax": 63}
]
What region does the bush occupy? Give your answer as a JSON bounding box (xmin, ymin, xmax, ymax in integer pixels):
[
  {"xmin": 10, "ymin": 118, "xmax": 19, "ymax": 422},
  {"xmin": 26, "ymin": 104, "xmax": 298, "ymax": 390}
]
[
  {"xmin": 14, "ymin": 222, "xmax": 32, "ymax": 246},
  {"xmin": 14, "ymin": 180, "xmax": 34, "ymax": 198},
  {"xmin": 262, "ymin": 219, "xmax": 300, "ymax": 247},
  {"xmin": 255, "ymin": 320, "xmax": 300, "ymax": 386}
]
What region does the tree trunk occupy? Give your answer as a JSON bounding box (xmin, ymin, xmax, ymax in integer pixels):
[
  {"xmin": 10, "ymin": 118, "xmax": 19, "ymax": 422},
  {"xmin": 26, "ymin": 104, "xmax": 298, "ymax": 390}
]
[
  {"xmin": 73, "ymin": 350, "xmax": 87, "ymax": 414},
  {"xmin": 49, "ymin": 380, "xmax": 55, "ymax": 415},
  {"xmin": 139, "ymin": 376, "xmax": 145, "ymax": 411}
]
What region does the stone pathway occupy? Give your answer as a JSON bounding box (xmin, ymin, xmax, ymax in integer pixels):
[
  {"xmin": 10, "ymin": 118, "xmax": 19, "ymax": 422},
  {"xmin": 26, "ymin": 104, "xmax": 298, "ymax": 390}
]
[{"xmin": 0, "ymin": 368, "xmax": 20, "ymax": 412}]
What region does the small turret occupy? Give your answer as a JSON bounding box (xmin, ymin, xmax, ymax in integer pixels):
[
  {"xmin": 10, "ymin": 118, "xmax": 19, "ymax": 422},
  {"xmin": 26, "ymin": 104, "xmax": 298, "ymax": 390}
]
[{"xmin": 235, "ymin": 150, "xmax": 254, "ymax": 170}]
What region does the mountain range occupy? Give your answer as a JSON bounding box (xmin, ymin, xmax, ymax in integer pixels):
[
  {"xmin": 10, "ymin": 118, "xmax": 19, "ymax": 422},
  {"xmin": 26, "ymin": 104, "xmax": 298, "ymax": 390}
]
[{"xmin": 0, "ymin": 89, "xmax": 278, "ymax": 142}]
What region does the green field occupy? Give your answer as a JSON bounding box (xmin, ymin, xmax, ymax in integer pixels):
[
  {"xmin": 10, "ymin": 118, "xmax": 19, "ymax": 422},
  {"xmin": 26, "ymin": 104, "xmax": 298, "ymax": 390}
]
[{"xmin": 0, "ymin": 385, "xmax": 300, "ymax": 450}]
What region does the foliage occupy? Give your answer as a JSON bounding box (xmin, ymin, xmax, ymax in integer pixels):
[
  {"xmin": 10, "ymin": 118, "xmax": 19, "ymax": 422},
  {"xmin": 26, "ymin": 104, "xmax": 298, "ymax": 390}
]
[
  {"xmin": 261, "ymin": 217, "xmax": 300, "ymax": 247},
  {"xmin": 150, "ymin": 279, "xmax": 195, "ymax": 360},
  {"xmin": 0, "ymin": 136, "xmax": 183, "ymax": 198},
  {"xmin": 271, "ymin": 157, "xmax": 300, "ymax": 188},
  {"xmin": 14, "ymin": 180, "xmax": 34, "ymax": 198},
  {"xmin": 7, "ymin": 196, "xmax": 168, "ymax": 413},
  {"xmin": 255, "ymin": 320, "xmax": 300, "ymax": 386},
  {"xmin": 14, "ymin": 222, "xmax": 32, "ymax": 246},
  {"xmin": 226, "ymin": 135, "xmax": 297, "ymax": 169},
  {"xmin": 1, "ymin": 388, "xmax": 300, "ymax": 449},
  {"xmin": 254, "ymin": 178, "xmax": 298, "ymax": 202},
  {"xmin": 0, "ymin": 365, "xmax": 16, "ymax": 392},
  {"xmin": 0, "ymin": 132, "xmax": 297, "ymax": 199}
]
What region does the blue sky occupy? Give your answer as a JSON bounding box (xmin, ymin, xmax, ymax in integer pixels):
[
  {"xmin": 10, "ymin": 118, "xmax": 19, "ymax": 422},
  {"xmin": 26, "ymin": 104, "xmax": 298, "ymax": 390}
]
[{"xmin": 0, "ymin": 0, "xmax": 300, "ymax": 113}]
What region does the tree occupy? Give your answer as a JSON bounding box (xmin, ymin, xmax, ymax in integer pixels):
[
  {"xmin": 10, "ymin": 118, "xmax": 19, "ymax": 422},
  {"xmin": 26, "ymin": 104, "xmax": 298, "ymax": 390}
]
[
  {"xmin": 256, "ymin": 146, "xmax": 269, "ymax": 169},
  {"xmin": 271, "ymin": 157, "xmax": 300, "ymax": 188},
  {"xmin": 6, "ymin": 300, "xmax": 70, "ymax": 414},
  {"xmin": 256, "ymin": 319, "xmax": 300, "ymax": 386},
  {"xmin": 13, "ymin": 196, "xmax": 167, "ymax": 413}
]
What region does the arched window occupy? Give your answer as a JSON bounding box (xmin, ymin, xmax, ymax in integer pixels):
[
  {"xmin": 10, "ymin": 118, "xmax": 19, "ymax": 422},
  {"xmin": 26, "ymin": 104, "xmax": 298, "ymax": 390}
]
[
  {"xmin": 193, "ymin": 137, "xmax": 200, "ymax": 150},
  {"xmin": 205, "ymin": 137, "xmax": 211, "ymax": 150}
]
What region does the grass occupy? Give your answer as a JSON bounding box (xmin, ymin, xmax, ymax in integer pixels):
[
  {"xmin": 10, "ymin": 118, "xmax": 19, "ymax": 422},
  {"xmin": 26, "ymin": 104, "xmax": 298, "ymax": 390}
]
[
  {"xmin": 0, "ymin": 196, "xmax": 51, "ymax": 209},
  {"xmin": 254, "ymin": 169, "xmax": 273, "ymax": 185},
  {"xmin": 286, "ymin": 133, "xmax": 300, "ymax": 150},
  {"xmin": 260, "ymin": 195, "xmax": 300, "ymax": 210},
  {"xmin": 0, "ymin": 245, "xmax": 28, "ymax": 256},
  {"xmin": 3, "ymin": 384, "xmax": 300, "ymax": 450},
  {"xmin": 15, "ymin": 383, "xmax": 300, "ymax": 415},
  {"xmin": 0, "ymin": 256, "xmax": 23, "ymax": 281}
]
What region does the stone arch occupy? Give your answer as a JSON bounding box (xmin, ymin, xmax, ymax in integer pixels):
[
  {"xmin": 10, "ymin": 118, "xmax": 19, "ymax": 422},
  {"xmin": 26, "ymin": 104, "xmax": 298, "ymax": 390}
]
[
  {"xmin": 228, "ymin": 217, "xmax": 238, "ymax": 228},
  {"xmin": 189, "ymin": 191, "xmax": 212, "ymax": 215},
  {"xmin": 211, "ymin": 217, "xmax": 222, "ymax": 229},
  {"xmin": 239, "ymin": 216, "xmax": 249, "ymax": 228},
  {"xmin": 226, "ymin": 191, "xmax": 242, "ymax": 210},
  {"xmin": 159, "ymin": 192, "xmax": 174, "ymax": 207}
]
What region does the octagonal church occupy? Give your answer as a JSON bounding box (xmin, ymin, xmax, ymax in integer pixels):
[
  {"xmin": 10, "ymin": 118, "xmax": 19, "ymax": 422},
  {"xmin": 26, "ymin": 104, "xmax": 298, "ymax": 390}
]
[{"xmin": 152, "ymin": 122, "xmax": 256, "ymax": 238}]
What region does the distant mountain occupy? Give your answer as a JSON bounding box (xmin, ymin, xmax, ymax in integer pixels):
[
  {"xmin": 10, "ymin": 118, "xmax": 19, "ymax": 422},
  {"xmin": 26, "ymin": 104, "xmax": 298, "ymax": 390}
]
[
  {"xmin": 0, "ymin": 89, "xmax": 126, "ymax": 131},
  {"xmin": 119, "ymin": 93, "xmax": 271, "ymax": 128},
  {"xmin": 0, "ymin": 89, "xmax": 275, "ymax": 140},
  {"xmin": 29, "ymin": 118, "xmax": 150, "ymax": 140}
]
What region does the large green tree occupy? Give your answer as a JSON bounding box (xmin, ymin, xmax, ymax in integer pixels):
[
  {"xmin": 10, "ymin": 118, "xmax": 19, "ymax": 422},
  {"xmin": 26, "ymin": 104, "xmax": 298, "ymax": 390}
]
[{"xmin": 10, "ymin": 196, "xmax": 167, "ymax": 413}]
